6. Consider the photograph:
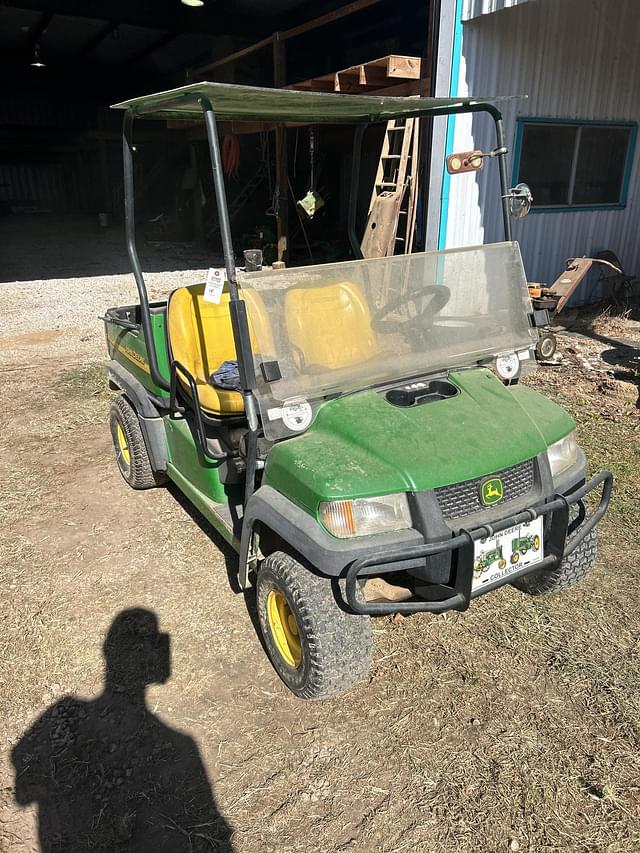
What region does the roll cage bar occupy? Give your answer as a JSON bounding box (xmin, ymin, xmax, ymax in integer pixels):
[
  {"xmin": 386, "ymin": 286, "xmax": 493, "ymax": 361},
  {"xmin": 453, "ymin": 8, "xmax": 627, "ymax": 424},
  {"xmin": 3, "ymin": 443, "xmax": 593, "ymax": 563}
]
[{"xmin": 120, "ymin": 90, "xmax": 512, "ymax": 504}]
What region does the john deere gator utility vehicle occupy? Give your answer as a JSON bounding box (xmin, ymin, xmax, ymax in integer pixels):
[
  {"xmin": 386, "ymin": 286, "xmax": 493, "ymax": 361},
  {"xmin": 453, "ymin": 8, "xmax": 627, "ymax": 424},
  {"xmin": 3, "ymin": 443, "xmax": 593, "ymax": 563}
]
[{"xmin": 104, "ymin": 82, "xmax": 612, "ymax": 699}]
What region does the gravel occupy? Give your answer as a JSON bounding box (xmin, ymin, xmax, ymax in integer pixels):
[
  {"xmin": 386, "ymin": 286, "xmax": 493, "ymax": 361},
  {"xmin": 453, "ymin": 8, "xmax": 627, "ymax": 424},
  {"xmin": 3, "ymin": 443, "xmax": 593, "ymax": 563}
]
[{"xmin": 0, "ymin": 214, "xmax": 222, "ymax": 366}]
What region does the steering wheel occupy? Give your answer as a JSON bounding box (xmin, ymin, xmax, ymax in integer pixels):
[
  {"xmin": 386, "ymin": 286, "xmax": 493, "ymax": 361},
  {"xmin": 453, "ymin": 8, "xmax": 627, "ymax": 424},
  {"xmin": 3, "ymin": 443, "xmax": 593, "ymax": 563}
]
[{"xmin": 372, "ymin": 284, "xmax": 451, "ymax": 338}]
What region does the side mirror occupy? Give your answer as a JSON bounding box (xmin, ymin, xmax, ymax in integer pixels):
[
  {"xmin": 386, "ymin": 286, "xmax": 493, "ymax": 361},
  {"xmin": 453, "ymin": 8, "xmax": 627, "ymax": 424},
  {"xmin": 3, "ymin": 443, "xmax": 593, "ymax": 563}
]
[{"xmin": 509, "ymin": 183, "xmax": 533, "ymax": 219}]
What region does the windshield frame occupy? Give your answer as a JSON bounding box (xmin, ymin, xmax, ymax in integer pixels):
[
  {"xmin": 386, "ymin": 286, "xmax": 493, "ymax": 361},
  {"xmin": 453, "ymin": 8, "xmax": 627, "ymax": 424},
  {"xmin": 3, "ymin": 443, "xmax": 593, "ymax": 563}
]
[{"xmin": 244, "ymin": 241, "xmax": 537, "ymax": 440}]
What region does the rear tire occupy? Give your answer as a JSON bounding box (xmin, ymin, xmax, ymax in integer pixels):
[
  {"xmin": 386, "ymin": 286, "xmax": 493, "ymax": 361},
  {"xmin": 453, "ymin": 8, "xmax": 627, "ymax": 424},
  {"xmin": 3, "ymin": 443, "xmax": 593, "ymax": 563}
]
[
  {"xmin": 512, "ymin": 511, "xmax": 598, "ymax": 595},
  {"xmin": 256, "ymin": 551, "xmax": 373, "ymax": 700},
  {"xmin": 109, "ymin": 395, "xmax": 166, "ymax": 490}
]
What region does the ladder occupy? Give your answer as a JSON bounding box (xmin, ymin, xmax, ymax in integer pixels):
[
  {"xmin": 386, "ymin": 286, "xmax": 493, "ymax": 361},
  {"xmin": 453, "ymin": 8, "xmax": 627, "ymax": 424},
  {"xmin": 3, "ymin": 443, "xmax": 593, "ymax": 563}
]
[{"xmin": 360, "ymin": 118, "xmax": 419, "ymax": 258}]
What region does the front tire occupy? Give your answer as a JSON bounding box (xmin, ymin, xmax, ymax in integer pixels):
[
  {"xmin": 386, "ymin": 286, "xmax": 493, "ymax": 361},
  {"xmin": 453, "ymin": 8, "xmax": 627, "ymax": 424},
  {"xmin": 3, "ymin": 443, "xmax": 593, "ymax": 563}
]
[
  {"xmin": 512, "ymin": 514, "xmax": 598, "ymax": 595},
  {"xmin": 109, "ymin": 395, "xmax": 166, "ymax": 490},
  {"xmin": 256, "ymin": 551, "xmax": 373, "ymax": 700}
]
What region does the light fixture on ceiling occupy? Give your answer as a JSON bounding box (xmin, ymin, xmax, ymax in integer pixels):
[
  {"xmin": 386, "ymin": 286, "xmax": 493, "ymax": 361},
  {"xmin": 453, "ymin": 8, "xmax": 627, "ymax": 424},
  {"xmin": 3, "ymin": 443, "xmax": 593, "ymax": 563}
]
[
  {"xmin": 181, "ymin": 0, "xmax": 205, "ymax": 6},
  {"xmin": 30, "ymin": 43, "xmax": 46, "ymax": 68}
]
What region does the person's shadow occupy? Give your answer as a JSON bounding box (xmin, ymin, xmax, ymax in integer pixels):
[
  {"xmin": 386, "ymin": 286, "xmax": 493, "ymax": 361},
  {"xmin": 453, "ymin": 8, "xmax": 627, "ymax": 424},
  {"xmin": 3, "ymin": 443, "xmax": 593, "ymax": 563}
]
[{"xmin": 11, "ymin": 608, "xmax": 235, "ymax": 853}]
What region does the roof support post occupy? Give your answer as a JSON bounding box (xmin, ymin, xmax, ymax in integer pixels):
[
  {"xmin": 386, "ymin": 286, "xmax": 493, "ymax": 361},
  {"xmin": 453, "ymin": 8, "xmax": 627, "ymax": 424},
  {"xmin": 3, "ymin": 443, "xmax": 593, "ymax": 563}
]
[
  {"xmin": 199, "ymin": 96, "xmax": 259, "ymax": 505},
  {"xmin": 199, "ymin": 97, "xmax": 240, "ymax": 299},
  {"xmin": 495, "ymin": 116, "xmax": 512, "ymax": 242},
  {"xmin": 348, "ymin": 124, "xmax": 367, "ymax": 258},
  {"xmin": 122, "ymin": 110, "xmax": 170, "ymax": 391},
  {"xmin": 273, "ymin": 33, "xmax": 288, "ymax": 264}
]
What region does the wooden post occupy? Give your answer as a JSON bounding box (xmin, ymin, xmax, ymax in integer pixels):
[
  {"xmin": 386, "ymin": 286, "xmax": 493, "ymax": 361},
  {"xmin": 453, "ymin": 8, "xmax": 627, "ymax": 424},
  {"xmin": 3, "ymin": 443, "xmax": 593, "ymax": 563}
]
[{"xmin": 273, "ymin": 32, "xmax": 288, "ymax": 264}]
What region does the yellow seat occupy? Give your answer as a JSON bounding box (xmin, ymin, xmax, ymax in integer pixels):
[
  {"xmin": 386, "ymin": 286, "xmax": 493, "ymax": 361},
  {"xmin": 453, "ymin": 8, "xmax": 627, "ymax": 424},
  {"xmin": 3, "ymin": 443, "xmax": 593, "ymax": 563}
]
[
  {"xmin": 284, "ymin": 281, "xmax": 380, "ymax": 371},
  {"xmin": 167, "ymin": 283, "xmax": 273, "ymax": 415}
]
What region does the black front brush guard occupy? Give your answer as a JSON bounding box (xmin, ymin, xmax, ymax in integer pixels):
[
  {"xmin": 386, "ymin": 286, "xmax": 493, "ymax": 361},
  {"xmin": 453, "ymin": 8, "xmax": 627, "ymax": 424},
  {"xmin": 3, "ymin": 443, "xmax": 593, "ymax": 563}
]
[{"xmin": 345, "ymin": 471, "xmax": 613, "ymax": 616}]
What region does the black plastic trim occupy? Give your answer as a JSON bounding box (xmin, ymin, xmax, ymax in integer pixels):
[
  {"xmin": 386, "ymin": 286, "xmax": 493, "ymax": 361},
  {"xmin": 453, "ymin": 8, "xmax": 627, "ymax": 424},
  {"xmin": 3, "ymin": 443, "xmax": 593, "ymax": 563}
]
[
  {"xmin": 107, "ymin": 360, "xmax": 168, "ymax": 472},
  {"xmin": 238, "ymin": 485, "xmax": 424, "ymax": 588},
  {"xmin": 169, "ymin": 360, "xmax": 227, "ymax": 461},
  {"xmin": 345, "ymin": 471, "xmax": 612, "ymax": 615}
]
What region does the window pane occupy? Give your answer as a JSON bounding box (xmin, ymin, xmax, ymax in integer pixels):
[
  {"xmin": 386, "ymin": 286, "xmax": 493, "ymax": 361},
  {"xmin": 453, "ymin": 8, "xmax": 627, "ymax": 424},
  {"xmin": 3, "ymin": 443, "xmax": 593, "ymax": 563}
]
[
  {"xmin": 518, "ymin": 124, "xmax": 577, "ymax": 206},
  {"xmin": 573, "ymin": 127, "xmax": 630, "ymax": 205}
]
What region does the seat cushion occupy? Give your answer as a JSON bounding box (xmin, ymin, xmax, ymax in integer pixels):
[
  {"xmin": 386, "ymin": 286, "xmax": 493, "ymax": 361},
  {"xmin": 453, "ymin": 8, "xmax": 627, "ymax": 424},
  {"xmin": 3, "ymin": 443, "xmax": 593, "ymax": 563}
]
[
  {"xmin": 284, "ymin": 281, "xmax": 379, "ymax": 371},
  {"xmin": 167, "ymin": 283, "xmax": 272, "ymax": 415}
]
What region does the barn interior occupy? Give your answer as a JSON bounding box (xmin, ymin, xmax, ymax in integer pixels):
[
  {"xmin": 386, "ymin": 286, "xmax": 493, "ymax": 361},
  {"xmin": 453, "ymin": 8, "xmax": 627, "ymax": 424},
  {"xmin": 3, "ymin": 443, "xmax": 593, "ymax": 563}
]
[{"xmin": 0, "ymin": 0, "xmax": 437, "ymax": 281}]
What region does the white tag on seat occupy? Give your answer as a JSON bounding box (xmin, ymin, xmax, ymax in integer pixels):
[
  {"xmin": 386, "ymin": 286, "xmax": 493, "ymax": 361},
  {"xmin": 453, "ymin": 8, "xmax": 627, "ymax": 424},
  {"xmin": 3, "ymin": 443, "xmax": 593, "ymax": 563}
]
[{"xmin": 203, "ymin": 267, "xmax": 225, "ymax": 303}]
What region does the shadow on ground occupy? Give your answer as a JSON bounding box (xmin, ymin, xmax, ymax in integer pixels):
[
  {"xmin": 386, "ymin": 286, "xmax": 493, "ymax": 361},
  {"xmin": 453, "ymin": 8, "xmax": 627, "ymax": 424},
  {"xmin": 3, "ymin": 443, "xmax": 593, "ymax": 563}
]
[
  {"xmin": 1, "ymin": 214, "xmax": 220, "ymax": 282},
  {"xmin": 578, "ymin": 327, "xmax": 640, "ymax": 409},
  {"xmin": 11, "ymin": 608, "xmax": 235, "ymax": 853},
  {"xmin": 166, "ymin": 483, "xmax": 267, "ymax": 654}
]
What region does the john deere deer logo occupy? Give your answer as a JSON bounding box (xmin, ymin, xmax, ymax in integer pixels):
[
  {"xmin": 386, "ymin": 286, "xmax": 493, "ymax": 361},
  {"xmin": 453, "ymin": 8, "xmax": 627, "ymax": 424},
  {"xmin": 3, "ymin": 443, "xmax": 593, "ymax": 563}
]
[{"xmin": 481, "ymin": 477, "xmax": 504, "ymax": 506}]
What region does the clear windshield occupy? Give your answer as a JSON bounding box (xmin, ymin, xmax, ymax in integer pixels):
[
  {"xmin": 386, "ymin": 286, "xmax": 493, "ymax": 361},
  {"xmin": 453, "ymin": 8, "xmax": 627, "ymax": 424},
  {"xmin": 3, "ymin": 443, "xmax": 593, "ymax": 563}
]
[{"xmin": 242, "ymin": 242, "xmax": 536, "ymax": 439}]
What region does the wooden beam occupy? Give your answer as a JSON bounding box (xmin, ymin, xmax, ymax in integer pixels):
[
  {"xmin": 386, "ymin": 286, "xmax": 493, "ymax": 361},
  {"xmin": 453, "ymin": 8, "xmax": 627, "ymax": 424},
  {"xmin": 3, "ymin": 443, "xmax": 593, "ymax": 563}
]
[
  {"xmin": 282, "ymin": 0, "xmax": 384, "ymax": 41},
  {"xmin": 386, "ymin": 55, "xmax": 422, "ymax": 78},
  {"xmin": 128, "ymin": 31, "xmax": 178, "ymax": 65},
  {"xmin": 289, "ymin": 54, "xmax": 424, "ymax": 95},
  {"xmin": 369, "ymin": 78, "xmax": 430, "ymax": 97},
  {"xmin": 76, "ymin": 21, "xmax": 118, "ymax": 58},
  {"xmin": 335, "ymin": 67, "xmax": 362, "ymax": 93},
  {"xmin": 191, "ymin": 35, "xmax": 273, "ymax": 78},
  {"xmin": 190, "ymin": 0, "xmax": 384, "ymax": 79}
]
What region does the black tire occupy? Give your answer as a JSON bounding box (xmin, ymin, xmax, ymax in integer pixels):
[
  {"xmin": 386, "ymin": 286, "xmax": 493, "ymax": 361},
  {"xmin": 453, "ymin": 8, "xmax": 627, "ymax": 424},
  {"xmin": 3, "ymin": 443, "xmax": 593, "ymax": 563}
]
[
  {"xmin": 109, "ymin": 395, "xmax": 166, "ymax": 490},
  {"xmin": 256, "ymin": 551, "xmax": 373, "ymax": 700},
  {"xmin": 511, "ymin": 514, "xmax": 598, "ymax": 596},
  {"xmin": 536, "ymin": 332, "xmax": 557, "ymax": 360}
]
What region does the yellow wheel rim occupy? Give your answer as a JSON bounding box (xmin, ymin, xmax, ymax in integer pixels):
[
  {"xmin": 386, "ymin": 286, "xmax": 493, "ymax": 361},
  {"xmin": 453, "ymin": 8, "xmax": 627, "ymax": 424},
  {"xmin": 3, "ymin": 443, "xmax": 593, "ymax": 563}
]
[
  {"xmin": 266, "ymin": 590, "xmax": 302, "ymax": 668},
  {"xmin": 116, "ymin": 422, "xmax": 131, "ymax": 467}
]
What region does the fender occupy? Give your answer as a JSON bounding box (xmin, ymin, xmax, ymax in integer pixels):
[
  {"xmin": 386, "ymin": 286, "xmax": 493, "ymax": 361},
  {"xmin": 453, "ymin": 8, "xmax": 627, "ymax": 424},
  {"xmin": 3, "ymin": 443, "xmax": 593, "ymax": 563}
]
[
  {"xmin": 238, "ymin": 485, "xmax": 423, "ymax": 589},
  {"xmin": 107, "ymin": 360, "xmax": 168, "ymax": 472}
]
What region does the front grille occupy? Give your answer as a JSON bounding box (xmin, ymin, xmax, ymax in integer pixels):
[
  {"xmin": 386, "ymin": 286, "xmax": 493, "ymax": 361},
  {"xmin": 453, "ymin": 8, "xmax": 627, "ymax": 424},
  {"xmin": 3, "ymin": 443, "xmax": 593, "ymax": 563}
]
[{"xmin": 435, "ymin": 459, "xmax": 535, "ymax": 519}]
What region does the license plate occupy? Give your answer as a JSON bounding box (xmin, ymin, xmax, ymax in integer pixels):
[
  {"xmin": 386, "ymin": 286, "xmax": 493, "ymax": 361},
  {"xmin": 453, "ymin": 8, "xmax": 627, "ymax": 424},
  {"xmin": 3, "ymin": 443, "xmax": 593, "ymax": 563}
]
[{"xmin": 472, "ymin": 517, "xmax": 544, "ymax": 592}]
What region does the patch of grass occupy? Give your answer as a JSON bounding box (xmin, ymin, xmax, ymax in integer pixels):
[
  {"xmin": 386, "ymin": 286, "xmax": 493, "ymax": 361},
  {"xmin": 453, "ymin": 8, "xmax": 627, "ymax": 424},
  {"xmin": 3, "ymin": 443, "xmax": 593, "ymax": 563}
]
[{"xmin": 53, "ymin": 362, "xmax": 111, "ymax": 402}]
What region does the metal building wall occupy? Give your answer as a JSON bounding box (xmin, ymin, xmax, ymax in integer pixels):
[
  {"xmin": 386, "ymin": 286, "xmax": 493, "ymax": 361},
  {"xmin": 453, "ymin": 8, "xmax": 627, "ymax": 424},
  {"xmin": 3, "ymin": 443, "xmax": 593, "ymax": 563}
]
[
  {"xmin": 462, "ymin": 0, "xmax": 531, "ymax": 22},
  {"xmin": 444, "ymin": 0, "xmax": 640, "ymax": 297},
  {"xmin": 0, "ymin": 95, "xmax": 96, "ymax": 213}
]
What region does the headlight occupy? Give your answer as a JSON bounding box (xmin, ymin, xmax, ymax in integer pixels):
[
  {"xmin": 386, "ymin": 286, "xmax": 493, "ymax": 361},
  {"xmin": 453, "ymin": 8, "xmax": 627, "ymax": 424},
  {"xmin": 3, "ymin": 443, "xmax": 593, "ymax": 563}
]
[
  {"xmin": 319, "ymin": 493, "xmax": 411, "ymax": 538},
  {"xmin": 547, "ymin": 432, "xmax": 578, "ymax": 478}
]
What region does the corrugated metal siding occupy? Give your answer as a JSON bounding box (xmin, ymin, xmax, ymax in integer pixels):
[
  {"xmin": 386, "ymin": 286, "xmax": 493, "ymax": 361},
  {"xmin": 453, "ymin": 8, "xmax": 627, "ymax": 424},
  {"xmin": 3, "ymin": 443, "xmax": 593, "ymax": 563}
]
[
  {"xmin": 0, "ymin": 95, "xmax": 99, "ymax": 212},
  {"xmin": 446, "ymin": 0, "xmax": 640, "ymax": 301},
  {"xmin": 462, "ymin": 0, "xmax": 531, "ymax": 22},
  {"xmin": 0, "ymin": 163, "xmax": 83, "ymax": 212}
]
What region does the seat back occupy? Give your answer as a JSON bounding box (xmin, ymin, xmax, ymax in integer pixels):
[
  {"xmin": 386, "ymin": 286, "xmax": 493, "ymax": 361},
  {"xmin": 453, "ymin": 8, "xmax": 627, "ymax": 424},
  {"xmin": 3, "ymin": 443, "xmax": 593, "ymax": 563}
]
[
  {"xmin": 284, "ymin": 281, "xmax": 380, "ymax": 371},
  {"xmin": 167, "ymin": 283, "xmax": 272, "ymax": 415}
]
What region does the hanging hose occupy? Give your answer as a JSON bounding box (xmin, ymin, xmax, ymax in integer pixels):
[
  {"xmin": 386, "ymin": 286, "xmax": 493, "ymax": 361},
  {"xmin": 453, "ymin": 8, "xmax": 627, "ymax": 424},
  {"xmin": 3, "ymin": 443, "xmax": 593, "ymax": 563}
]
[{"xmin": 222, "ymin": 134, "xmax": 240, "ymax": 178}]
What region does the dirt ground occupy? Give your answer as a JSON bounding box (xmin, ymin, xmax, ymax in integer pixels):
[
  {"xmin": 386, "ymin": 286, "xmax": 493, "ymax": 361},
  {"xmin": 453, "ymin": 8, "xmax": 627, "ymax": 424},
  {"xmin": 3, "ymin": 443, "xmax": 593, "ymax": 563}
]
[{"xmin": 1, "ymin": 219, "xmax": 640, "ymax": 852}]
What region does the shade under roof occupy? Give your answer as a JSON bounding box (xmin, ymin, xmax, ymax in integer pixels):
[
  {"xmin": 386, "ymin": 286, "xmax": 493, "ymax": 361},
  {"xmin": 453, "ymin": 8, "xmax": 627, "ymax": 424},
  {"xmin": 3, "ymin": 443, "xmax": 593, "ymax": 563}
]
[{"xmin": 112, "ymin": 81, "xmax": 512, "ymax": 123}]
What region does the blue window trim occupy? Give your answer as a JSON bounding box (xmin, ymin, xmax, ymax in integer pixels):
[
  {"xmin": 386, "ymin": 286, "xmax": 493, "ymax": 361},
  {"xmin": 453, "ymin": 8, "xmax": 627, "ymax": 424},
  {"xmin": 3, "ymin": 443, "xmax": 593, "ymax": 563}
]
[
  {"xmin": 512, "ymin": 117, "xmax": 638, "ymax": 214},
  {"xmin": 438, "ymin": 0, "xmax": 464, "ymax": 249}
]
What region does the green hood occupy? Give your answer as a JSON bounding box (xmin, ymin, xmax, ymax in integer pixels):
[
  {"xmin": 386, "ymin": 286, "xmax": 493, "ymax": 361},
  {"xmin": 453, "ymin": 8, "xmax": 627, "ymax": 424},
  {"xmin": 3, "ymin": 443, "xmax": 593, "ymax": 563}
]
[{"xmin": 263, "ymin": 368, "xmax": 575, "ymax": 513}]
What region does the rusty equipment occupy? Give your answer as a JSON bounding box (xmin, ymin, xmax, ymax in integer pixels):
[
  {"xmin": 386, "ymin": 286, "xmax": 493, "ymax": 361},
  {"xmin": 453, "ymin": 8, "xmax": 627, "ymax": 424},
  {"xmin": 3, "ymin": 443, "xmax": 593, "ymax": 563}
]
[{"xmin": 528, "ymin": 256, "xmax": 623, "ymax": 360}]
